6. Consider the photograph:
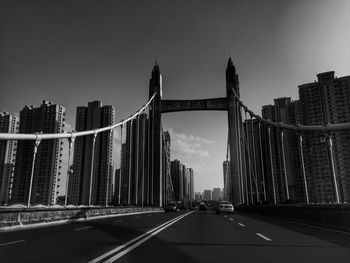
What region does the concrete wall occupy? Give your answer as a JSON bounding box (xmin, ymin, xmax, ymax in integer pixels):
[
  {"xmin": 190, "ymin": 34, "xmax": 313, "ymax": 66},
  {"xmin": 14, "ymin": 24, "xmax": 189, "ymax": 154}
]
[{"xmin": 0, "ymin": 206, "xmax": 162, "ymax": 229}]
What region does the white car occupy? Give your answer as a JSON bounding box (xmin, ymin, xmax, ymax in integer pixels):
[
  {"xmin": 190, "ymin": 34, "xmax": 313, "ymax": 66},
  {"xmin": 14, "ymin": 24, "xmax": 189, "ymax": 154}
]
[{"xmin": 216, "ymin": 201, "xmax": 234, "ymax": 214}]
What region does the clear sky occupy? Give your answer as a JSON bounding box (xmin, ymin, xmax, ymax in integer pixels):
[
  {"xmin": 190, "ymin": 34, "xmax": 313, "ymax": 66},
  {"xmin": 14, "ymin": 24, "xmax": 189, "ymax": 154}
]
[{"xmin": 1, "ymin": 0, "xmax": 350, "ymax": 194}]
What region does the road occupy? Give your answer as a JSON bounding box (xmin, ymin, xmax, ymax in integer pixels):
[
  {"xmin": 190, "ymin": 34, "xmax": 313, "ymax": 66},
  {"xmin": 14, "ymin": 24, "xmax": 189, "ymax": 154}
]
[{"xmin": 1, "ymin": 210, "xmax": 350, "ymax": 263}]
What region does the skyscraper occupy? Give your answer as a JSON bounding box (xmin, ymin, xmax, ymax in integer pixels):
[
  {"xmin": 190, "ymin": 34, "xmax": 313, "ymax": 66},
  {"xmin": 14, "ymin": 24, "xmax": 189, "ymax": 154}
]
[
  {"xmin": 69, "ymin": 101, "xmax": 114, "ymax": 206},
  {"xmin": 171, "ymin": 159, "xmax": 184, "ymax": 203},
  {"xmin": 0, "ymin": 113, "xmax": 19, "ymax": 205},
  {"xmin": 12, "ymin": 101, "xmax": 65, "ymax": 205},
  {"xmin": 162, "ymin": 131, "xmax": 173, "ymax": 205},
  {"xmin": 119, "ymin": 114, "xmax": 149, "ymax": 205},
  {"xmin": 212, "ymin": 187, "xmax": 221, "ymax": 201},
  {"xmin": 299, "ymin": 71, "xmax": 350, "ymax": 203}
]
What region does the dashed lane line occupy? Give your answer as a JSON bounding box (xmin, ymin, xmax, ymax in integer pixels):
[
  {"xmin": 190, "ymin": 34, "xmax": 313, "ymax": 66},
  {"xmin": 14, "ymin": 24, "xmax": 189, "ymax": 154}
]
[
  {"xmin": 256, "ymin": 233, "xmax": 272, "ymax": 241},
  {"xmin": 229, "ymin": 218, "xmax": 234, "ymax": 221},
  {"xmin": 74, "ymin": 226, "xmax": 93, "ymax": 231},
  {"xmin": 238, "ymin": 223, "xmax": 245, "ymax": 227},
  {"xmin": 0, "ymin": 240, "xmax": 26, "ymax": 247}
]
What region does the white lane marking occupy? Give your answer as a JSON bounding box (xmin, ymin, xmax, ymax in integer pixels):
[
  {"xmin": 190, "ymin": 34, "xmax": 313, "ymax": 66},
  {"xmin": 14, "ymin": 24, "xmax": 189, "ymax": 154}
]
[
  {"xmin": 88, "ymin": 212, "xmax": 194, "ymax": 263},
  {"xmin": 0, "ymin": 240, "xmax": 26, "ymax": 247},
  {"xmin": 238, "ymin": 223, "xmax": 245, "ymax": 227},
  {"xmin": 115, "ymin": 220, "xmax": 123, "ymax": 223},
  {"xmin": 74, "ymin": 226, "xmax": 92, "ymax": 231},
  {"xmin": 256, "ymin": 233, "xmax": 272, "ymax": 241},
  {"xmin": 103, "ymin": 212, "xmax": 193, "ymax": 263},
  {"xmin": 224, "ymin": 215, "xmax": 228, "ymax": 218},
  {"xmin": 229, "ymin": 218, "xmax": 234, "ymax": 221}
]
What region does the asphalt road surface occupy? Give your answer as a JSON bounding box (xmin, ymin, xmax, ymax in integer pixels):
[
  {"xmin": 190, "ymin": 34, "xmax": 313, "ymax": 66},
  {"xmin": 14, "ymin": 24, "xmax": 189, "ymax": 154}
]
[{"xmin": 1, "ymin": 210, "xmax": 350, "ymax": 263}]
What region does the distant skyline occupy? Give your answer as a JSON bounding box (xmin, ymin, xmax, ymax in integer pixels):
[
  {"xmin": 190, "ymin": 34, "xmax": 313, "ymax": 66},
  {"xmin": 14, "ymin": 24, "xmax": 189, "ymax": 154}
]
[{"xmin": 1, "ymin": 0, "xmax": 350, "ymax": 193}]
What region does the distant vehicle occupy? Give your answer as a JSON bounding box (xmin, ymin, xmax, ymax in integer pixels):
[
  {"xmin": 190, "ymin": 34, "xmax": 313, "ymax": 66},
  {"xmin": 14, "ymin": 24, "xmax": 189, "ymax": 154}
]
[
  {"xmin": 216, "ymin": 201, "xmax": 234, "ymax": 214},
  {"xmin": 198, "ymin": 202, "xmax": 206, "ymax": 211},
  {"xmin": 164, "ymin": 202, "xmax": 178, "ymax": 212}
]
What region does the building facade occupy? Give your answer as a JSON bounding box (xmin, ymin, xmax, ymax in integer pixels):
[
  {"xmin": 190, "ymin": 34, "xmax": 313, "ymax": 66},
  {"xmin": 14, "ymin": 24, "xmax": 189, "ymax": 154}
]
[
  {"xmin": 68, "ymin": 101, "xmax": 114, "ymax": 206},
  {"xmin": 0, "ymin": 113, "xmax": 19, "ymax": 205},
  {"xmin": 12, "ymin": 101, "xmax": 65, "ymax": 205},
  {"xmin": 299, "ymin": 71, "xmax": 350, "ymax": 203}
]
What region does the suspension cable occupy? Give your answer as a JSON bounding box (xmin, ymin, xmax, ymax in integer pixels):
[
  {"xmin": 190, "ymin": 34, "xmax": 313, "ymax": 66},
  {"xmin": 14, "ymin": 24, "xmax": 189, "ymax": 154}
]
[
  {"xmin": 0, "ymin": 93, "xmax": 157, "ymax": 141},
  {"xmin": 230, "ymin": 89, "xmax": 350, "ymax": 132}
]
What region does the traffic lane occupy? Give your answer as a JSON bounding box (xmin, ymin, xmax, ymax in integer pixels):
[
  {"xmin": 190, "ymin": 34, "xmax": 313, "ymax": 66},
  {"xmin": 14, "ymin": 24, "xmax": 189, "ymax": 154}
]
[
  {"xmin": 116, "ymin": 210, "xmax": 350, "ymax": 263},
  {"xmin": 235, "ymin": 211, "xmax": 350, "ymax": 248},
  {"xmin": 116, "ymin": 210, "xmax": 274, "ymax": 263},
  {"xmin": 0, "ymin": 211, "xmax": 186, "ymax": 263},
  {"xmin": 228, "ymin": 212, "xmax": 350, "ymax": 263}
]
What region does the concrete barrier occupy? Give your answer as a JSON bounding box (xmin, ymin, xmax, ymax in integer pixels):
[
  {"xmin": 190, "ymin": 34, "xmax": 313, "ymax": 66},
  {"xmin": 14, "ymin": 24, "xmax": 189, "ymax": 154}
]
[
  {"xmin": 237, "ymin": 204, "xmax": 350, "ymax": 231},
  {"xmin": 0, "ymin": 206, "xmax": 162, "ymax": 230}
]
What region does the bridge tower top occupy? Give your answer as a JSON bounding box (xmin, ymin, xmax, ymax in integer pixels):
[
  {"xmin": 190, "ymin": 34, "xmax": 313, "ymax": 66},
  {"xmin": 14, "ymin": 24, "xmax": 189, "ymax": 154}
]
[
  {"xmin": 149, "ymin": 61, "xmax": 163, "ymax": 99},
  {"xmin": 226, "ymin": 57, "xmax": 240, "ymax": 97}
]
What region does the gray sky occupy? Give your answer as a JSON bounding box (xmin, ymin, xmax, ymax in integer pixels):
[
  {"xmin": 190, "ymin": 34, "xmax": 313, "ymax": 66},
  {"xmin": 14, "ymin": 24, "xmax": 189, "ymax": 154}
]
[{"xmin": 1, "ymin": 0, "xmax": 350, "ymax": 194}]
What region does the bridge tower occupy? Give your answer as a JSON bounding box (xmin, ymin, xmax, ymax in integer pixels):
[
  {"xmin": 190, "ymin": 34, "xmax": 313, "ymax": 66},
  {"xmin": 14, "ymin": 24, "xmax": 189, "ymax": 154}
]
[
  {"xmin": 149, "ymin": 62, "xmax": 163, "ymax": 207},
  {"xmin": 226, "ymin": 58, "xmax": 241, "ymax": 205}
]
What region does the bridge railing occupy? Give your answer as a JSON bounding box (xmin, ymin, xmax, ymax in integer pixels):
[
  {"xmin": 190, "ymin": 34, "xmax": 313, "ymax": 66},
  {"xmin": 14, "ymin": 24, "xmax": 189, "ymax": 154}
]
[
  {"xmin": 228, "ymin": 88, "xmax": 350, "ymax": 206},
  {"xmin": 0, "ymin": 94, "xmax": 156, "ymax": 208}
]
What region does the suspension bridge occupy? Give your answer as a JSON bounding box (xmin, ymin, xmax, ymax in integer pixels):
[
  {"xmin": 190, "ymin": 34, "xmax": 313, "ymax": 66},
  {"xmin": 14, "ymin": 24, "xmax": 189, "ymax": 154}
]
[{"xmin": 1, "ymin": 59, "xmax": 350, "ymax": 262}]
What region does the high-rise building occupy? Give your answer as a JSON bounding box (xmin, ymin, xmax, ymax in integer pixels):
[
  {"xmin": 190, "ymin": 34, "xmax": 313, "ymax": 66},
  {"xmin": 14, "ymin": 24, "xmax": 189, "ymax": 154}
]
[
  {"xmin": 162, "ymin": 131, "xmax": 173, "ymax": 205},
  {"xmin": 0, "ymin": 113, "xmax": 19, "ymax": 205},
  {"xmin": 299, "ymin": 71, "xmax": 350, "ymax": 203},
  {"xmin": 69, "ymin": 101, "xmax": 114, "ymax": 206},
  {"xmin": 12, "ymin": 101, "xmax": 65, "ymax": 205},
  {"xmin": 189, "ymin": 168, "xmax": 194, "ymax": 201},
  {"xmin": 212, "ymin": 187, "xmax": 221, "ymax": 201},
  {"xmin": 119, "ymin": 114, "xmax": 149, "ymax": 205},
  {"xmin": 203, "ymin": 189, "xmax": 212, "ymax": 200},
  {"xmin": 261, "ymin": 97, "xmax": 304, "ymax": 204},
  {"xmin": 171, "ymin": 159, "xmax": 184, "ymax": 202}
]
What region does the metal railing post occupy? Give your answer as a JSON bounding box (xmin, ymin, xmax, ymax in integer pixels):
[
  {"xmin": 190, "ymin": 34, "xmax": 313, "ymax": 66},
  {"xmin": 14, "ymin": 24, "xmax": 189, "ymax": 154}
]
[
  {"xmin": 105, "ymin": 129, "xmax": 113, "ymax": 207},
  {"xmin": 327, "ymin": 135, "xmax": 340, "ymax": 204},
  {"xmin": 27, "ymin": 137, "xmax": 41, "ymax": 208},
  {"xmin": 280, "ymin": 130, "xmax": 290, "ymax": 200},
  {"xmin": 88, "ymin": 131, "xmax": 98, "ymax": 206},
  {"xmin": 118, "ymin": 124, "xmax": 123, "ymax": 205},
  {"xmin": 298, "ymin": 133, "xmax": 309, "ymax": 204},
  {"xmin": 64, "ymin": 134, "xmax": 75, "ymax": 207},
  {"xmin": 251, "ymin": 116, "xmax": 259, "ymax": 203},
  {"xmin": 268, "ymin": 126, "xmax": 277, "ymax": 205},
  {"xmin": 128, "ymin": 120, "xmax": 133, "ymax": 205},
  {"xmin": 258, "ymin": 122, "xmax": 267, "ymax": 201}
]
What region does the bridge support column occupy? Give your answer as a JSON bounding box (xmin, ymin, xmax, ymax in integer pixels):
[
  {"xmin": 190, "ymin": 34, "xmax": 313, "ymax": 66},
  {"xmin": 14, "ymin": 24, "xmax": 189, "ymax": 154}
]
[
  {"xmin": 149, "ymin": 62, "xmax": 163, "ymax": 207},
  {"xmin": 226, "ymin": 58, "xmax": 241, "ymax": 206}
]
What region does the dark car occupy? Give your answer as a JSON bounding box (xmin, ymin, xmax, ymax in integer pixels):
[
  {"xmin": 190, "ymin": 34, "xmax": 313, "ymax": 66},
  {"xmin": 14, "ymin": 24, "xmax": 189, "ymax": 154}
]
[
  {"xmin": 198, "ymin": 202, "xmax": 206, "ymax": 211},
  {"xmin": 164, "ymin": 202, "xmax": 178, "ymax": 212}
]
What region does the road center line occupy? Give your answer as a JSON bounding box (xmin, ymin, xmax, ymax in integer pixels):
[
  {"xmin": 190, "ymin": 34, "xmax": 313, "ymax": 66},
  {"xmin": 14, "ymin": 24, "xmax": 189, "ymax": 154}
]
[
  {"xmin": 74, "ymin": 226, "xmax": 93, "ymax": 231},
  {"xmin": 238, "ymin": 223, "xmax": 245, "ymax": 227},
  {"xmin": 256, "ymin": 233, "xmax": 272, "ymax": 241},
  {"xmin": 103, "ymin": 212, "xmax": 193, "ymax": 263},
  {"xmin": 88, "ymin": 212, "xmax": 194, "ymax": 263},
  {"xmin": 229, "ymin": 218, "xmax": 234, "ymax": 221},
  {"xmin": 0, "ymin": 240, "xmax": 26, "ymax": 247}
]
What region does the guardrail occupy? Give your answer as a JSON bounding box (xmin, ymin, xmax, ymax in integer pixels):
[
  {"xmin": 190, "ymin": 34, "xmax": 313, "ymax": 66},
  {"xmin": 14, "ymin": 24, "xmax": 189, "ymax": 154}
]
[{"xmin": 0, "ymin": 206, "xmax": 162, "ymax": 230}]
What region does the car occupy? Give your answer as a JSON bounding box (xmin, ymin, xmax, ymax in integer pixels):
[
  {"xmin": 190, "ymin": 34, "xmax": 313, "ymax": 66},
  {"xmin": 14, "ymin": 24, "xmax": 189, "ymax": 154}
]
[
  {"xmin": 164, "ymin": 202, "xmax": 178, "ymax": 212},
  {"xmin": 198, "ymin": 202, "xmax": 206, "ymax": 211},
  {"xmin": 216, "ymin": 201, "xmax": 234, "ymax": 214}
]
